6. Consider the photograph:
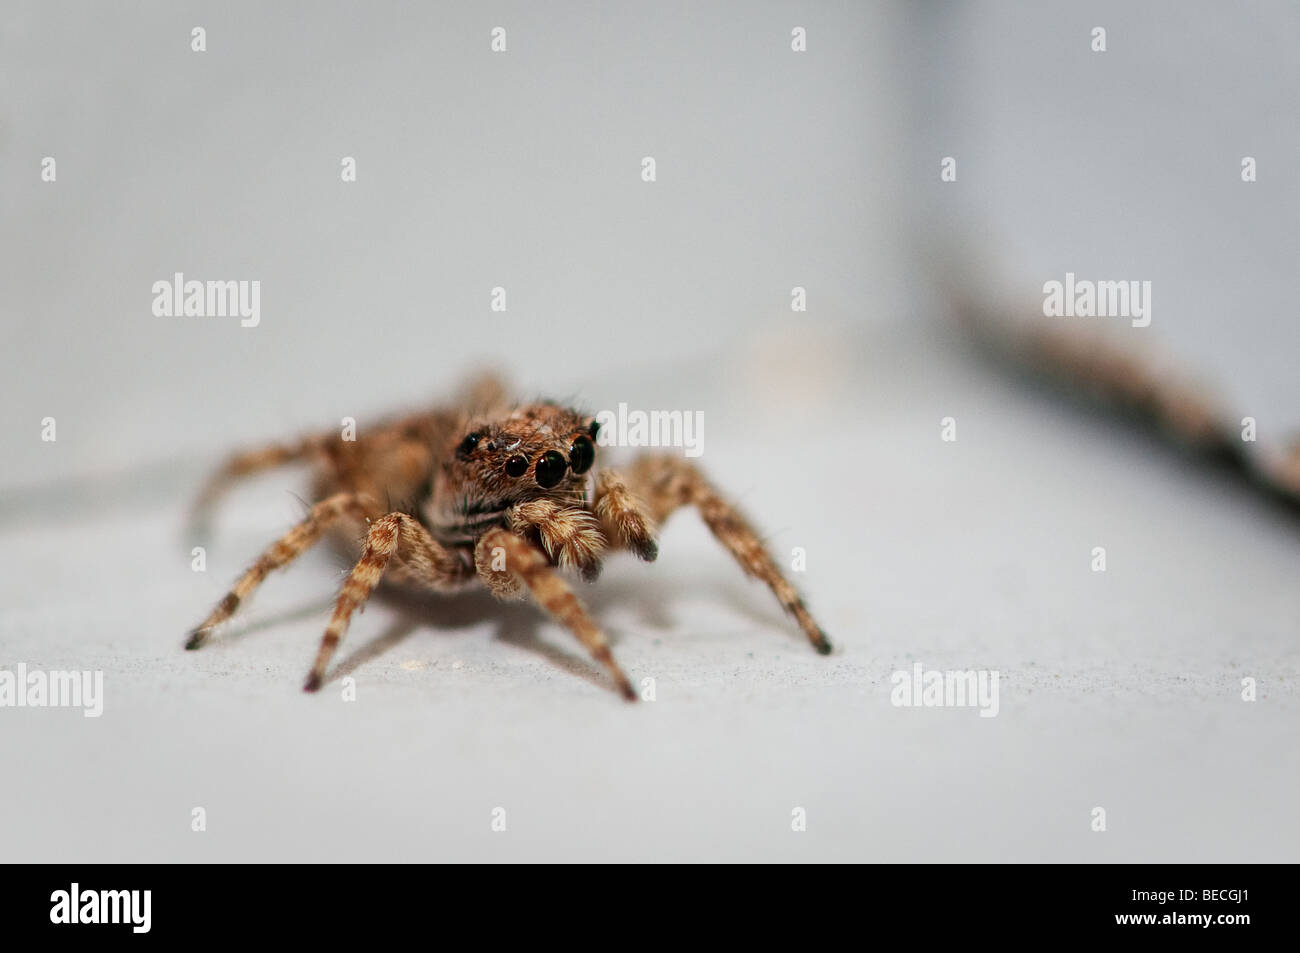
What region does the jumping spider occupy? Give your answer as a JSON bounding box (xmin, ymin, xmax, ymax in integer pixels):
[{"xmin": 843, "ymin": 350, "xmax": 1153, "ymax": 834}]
[{"xmin": 185, "ymin": 372, "xmax": 831, "ymax": 700}]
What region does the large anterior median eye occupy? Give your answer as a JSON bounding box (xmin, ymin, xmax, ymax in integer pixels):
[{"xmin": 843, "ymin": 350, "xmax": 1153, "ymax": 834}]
[
  {"xmin": 569, "ymin": 435, "xmax": 595, "ymax": 474},
  {"xmin": 505, "ymin": 454, "xmax": 529, "ymax": 477},
  {"xmin": 534, "ymin": 450, "xmax": 567, "ymax": 488}
]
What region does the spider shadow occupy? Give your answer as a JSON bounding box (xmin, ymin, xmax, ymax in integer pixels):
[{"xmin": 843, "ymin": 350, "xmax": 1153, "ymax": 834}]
[
  {"xmin": 584, "ymin": 566, "xmax": 793, "ymax": 637},
  {"xmin": 319, "ymin": 561, "xmax": 800, "ymax": 692},
  {"xmin": 321, "ymin": 585, "xmax": 616, "ymax": 694},
  {"xmin": 198, "ymin": 596, "xmax": 337, "ymax": 647},
  {"xmin": 572, "ymin": 564, "xmax": 795, "ymax": 649}
]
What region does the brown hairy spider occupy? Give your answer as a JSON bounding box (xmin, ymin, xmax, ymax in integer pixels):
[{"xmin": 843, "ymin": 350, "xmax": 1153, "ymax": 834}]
[{"xmin": 185, "ymin": 372, "xmax": 831, "ymax": 701}]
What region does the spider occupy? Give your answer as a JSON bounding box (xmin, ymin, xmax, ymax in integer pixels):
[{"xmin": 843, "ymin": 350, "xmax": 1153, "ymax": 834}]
[{"xmin": 184, "ymin": 372, "xmax": 832, "ymax": 701}]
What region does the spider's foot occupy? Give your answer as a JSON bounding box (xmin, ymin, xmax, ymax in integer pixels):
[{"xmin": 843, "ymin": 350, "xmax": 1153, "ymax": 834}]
[
  {"xmin": 615, "ymin": 513, "xmax": 658, "ymax": 562},
  {"xmin": 597, "ymin": 647, "xmax": 638, "ymax": 701},
  {"xmin": 186, "ymin": 593, "xmax": 239, "ymax": 650},
  {"xmin": 630, "ymin": 535, "xmax": 658, "ymax": 563},
  {"xmin": 552, "ymin": 540, "xmax": 604, "ymax": 583},
  {"xmin": 303, "ymin": 673, "xmax": 323, "ymax": 693},
  {"xmin": 541, "ymin": 529, "xmax": 605, "ymax": 583},
  {"xmin": 792, "ymin": 604, "xmax": 832, "ymax": 655},
  {"xmin": 184, "ymin": 628, "xmax": 208, "ymax": 651},
  {"xmin": 617, "ymin": 676, "xmax": 638, "ymax": 702}
]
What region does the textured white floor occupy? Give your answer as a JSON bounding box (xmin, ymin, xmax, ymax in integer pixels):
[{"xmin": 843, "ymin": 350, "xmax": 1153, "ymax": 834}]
[{"xmin": 3, "ymin": 323, "xmax": 1297, "ymax": 862}]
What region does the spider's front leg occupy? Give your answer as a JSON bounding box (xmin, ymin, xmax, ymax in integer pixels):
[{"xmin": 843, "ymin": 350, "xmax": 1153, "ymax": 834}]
[
  {"xmin": 506, "ymin": 499, "xmax": 606, "ymax": 582},
  {"xmin": 621, "ymin": 454, "xmax": 832, "ymax": 655},
  {"xmin": 302, "ymin": 512, "xmax": 469, "ymax": 691},
  {"xmin": 593, "ymin": 468, "xmax": 659, "ymax": 562},
  {"xmin": 475, "ymin": 528, "xmax": 637, "ymax": 701}
]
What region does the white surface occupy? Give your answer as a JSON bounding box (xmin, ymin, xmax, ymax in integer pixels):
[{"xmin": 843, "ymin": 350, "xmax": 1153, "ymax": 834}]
[{"xmin": 3, "ymin": 324, "xmax": 1298, "ymax": 862}]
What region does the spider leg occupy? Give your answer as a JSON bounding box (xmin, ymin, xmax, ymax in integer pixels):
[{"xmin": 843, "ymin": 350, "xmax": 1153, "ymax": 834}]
[
  {"xmin": 475, "ymin": 528, "xmax": 637, "ymax": 701},
  {"xmin": 621, "ymin": 454, "xmax": 832, "ymax": 655},
  {"xmin": 507, "ymin": 498, "xmax": 607, "ymax": 581},
  {"xmin": 188, "ymin": 432, "xmax": 338, "ymax": 536},
  {"xmin": 592, "ymin": 468, "xmax": 659, "ymax": 561},
  {"xmin": 185, "ymin": 492, "xmax": 377, "ymax": 649},
  {"xmin": 303, "ymin": 512, "xmax": 468, "ymax": 691}
]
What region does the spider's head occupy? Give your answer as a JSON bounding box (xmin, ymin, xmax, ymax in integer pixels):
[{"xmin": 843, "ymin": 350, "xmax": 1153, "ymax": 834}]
[{"xmin": 444, "ymin": 402, "xmax": 600, "ymax": 510}]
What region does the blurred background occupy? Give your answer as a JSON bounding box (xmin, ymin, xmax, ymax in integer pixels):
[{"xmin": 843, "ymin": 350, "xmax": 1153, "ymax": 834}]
[{"xmin": 1, "ymin": 2, "xmax": 1297, "ymax": 862}]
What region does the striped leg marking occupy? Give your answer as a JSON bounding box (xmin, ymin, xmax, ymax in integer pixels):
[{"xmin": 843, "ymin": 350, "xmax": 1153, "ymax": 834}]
[
  {"xmin": 302, "ymin": 512, "xmax": 462, "ymax": 692},
  {"xmin": 624, "ymin": 454, "xmax": 832, "ymax": 655},
  {"xmin": 186, "ymin": 492, "xmax": 373, "ymax": 649},
  {"xmin": 476, "ymin": 528, "xmax": 637, "ymax": 701}
]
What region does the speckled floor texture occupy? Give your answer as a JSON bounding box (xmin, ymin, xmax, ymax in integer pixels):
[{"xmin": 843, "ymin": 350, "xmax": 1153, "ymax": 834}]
[{"xmin": 4, "ymin": 323, "xmax": 1297, "ymax": 862}]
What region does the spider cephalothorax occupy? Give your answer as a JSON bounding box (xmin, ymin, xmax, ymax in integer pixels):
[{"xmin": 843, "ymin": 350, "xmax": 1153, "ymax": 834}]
[
  {"xmin": 186, "ymin": 372, "xmax": 831, "ymax": 701},
  {"xmin": 428, "ymin": 404, "xmax": 602, "ymax": 552}
]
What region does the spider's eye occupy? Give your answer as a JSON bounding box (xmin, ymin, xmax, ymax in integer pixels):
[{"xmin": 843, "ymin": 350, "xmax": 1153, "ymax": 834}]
[
  {"xmin": 569, "ymin": 435, "xmax": 595, "ymax": 475},
  {"xmin": 535, "ymin": 450, "xmax": 567, "ymax": 488},
  {"xmin": 588, "ymin": 420, "xmax": 600, "ymax": 440},
  {"xmin": 457, "ymin": 433, "xmax": 481, "ymax": 459},
  {"xmin": 505, "ymin": 454, "xmax": 529, "ymax": 478}
]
